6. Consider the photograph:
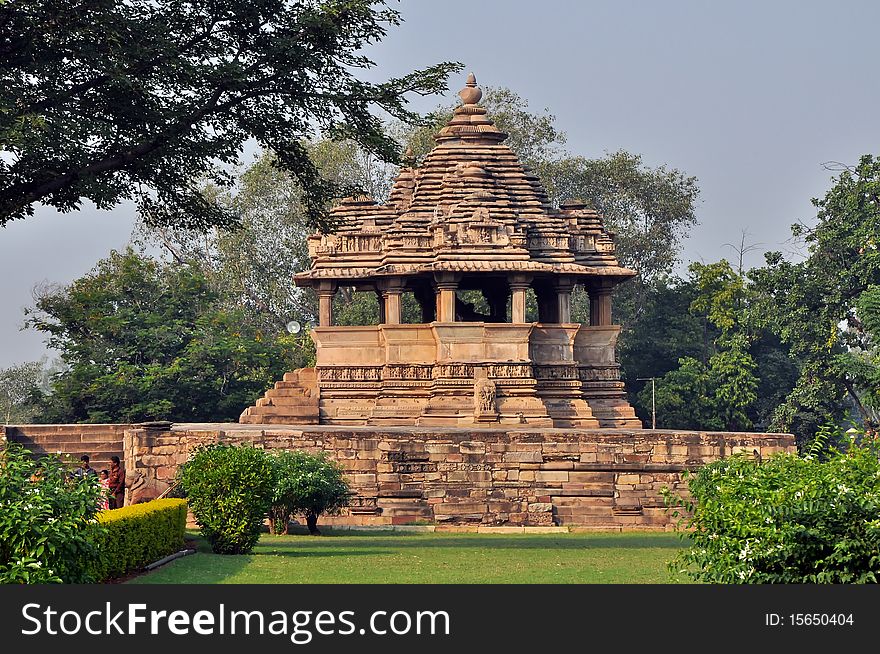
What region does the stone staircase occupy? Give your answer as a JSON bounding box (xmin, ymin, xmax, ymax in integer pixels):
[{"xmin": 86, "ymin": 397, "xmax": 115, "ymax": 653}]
[
  {"xmin": 2, "ymin": 424, "xmax": 127, "ymax": 472},
  {"xmin": 239, "ymin": 368, "xmax": 320, "ymax": 424}
]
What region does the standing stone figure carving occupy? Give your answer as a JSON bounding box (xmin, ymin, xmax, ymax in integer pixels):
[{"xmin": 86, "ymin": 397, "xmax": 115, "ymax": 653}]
[{"xmin": 474, "ymin": 378, "xmax": 497, "ymax": 417}]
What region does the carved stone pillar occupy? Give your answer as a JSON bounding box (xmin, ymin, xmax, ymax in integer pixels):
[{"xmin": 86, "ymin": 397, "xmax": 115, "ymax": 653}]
[
  {"xmin": 509, "ymin": 274, "xmax": 532, "ymax": 324},
  {"xmin": 589, "ymin": 282, "xmax": 613, "ymax": 327},
  {"xmin": 434, "ymin": 273, "xmax": 460, "ymax": 322},
  {"xmin": 556, "ymin": 277, "xmax": 574, "ymax": 324},
  {"xmin": 381, "ymin": 279, "xmax": 404, "ymax": 325},
  {"xmin": 317, "ymin": 281, "xmax": 337, "ymax": 327}
]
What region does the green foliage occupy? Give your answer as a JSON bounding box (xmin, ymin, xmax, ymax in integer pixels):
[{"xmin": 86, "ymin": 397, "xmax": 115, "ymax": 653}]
[
  {"xmin": 179, "ymin": 444, "xmax": 274, "ymax": 554},
  {"xmin": 689, "ymin": 261, "xmax": 746, "ymax": 338},
  {"xmin": 638, "ymin": 262, "xmax": 762, "ymax": 431},
  {"xmin": 749, "ymin": 154, "xmax": 880, "ymax": 440},
  {"xmin": 833, "ymin": 285, "xmax": 880, "ymax": 413},
  {"xmin": 26, "ymin": 249, "xmax": 301, "ymax": 423},
  {"xmin": 0, "ymin": 443, "xmax": 103, "ymax": 583},
  {"xmin": 91, "ymin": 499, "xmax": 187, "ymax": 581},
  {"xmin": 268, "ymin": 450, "xmax": 350, "ymax": 535},
  {"xmin": 0, "ymin": 0, "xmax": 461, "ymax": 230},
  {"xmin": 0, "ymin": 360, "xmax": 44, "ymax": 424},
  {"xmin": 666, "ymin": 433, "xmax": 880, "ymax": 583}
]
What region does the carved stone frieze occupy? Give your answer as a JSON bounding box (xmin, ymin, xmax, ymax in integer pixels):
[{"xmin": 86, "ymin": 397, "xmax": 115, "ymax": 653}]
[
  {"xmin": 318, "ymin": 366, "xmax": 382, "ymax": 382},
  {"xmin": 383, "ymin": 364, "xmax": 434, "ymax": 380}
]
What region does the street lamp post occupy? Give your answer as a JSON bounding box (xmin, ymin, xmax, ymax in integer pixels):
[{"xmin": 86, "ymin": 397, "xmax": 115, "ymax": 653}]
[{"xmin": 636, "ymin": 377, "xmax": 657, "ymax": 429}]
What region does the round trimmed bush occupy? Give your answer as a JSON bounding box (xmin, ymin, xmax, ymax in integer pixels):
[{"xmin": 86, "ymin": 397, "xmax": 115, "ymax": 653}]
[
  {"xmin": 269, "ymin": 450, "xmax": 350, "ymax": 535},
  {"xmin": 179, "ymin": 444, "xmax": 274, "ymax": 554}
]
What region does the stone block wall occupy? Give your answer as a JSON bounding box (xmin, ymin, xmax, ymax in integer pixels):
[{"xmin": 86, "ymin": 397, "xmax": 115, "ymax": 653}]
[
  {"xmin": 124, "ymin": 424, "xmax": 795, "ymax": 529},
  {"xmin": 2, "ymin": 424, "xmax": 129, "ymax": 471}
]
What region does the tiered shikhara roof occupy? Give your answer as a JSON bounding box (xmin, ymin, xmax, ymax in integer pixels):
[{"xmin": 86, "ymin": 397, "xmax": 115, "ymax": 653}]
[{"xmin": 295, "ymin": 73, "xmax": 634, "ymax": 288}]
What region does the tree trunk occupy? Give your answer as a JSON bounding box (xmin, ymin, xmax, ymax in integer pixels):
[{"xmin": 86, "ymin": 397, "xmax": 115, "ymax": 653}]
[{"xmin": 305, "ymin": 512, "xmax": 321, "ymax": 536}]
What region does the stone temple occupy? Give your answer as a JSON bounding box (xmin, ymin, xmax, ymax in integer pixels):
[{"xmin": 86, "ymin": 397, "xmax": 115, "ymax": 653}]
[
  {"xmin": 241, "ymin": 73, "xmax": 641, "ymax": 430},
  {"xmin": 4, "ymin": 75, "xmax": 795, "ymax": 528}
]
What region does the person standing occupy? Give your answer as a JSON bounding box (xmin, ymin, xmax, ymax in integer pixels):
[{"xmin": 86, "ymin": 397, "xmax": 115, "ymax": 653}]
[
  {"xmin": 98, "ymin": 470, "xmax": 111, "ymax": 510},
  {"xmin": 72, "ymin": 454, "xmax": 97, "ymax": 480},
  {"xmin": 108, "ymin": 455, "xmax": 125, "ymax": 509}
]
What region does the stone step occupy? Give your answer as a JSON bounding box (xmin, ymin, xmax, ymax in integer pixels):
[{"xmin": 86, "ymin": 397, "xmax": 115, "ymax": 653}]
[
  {"xmin": 8, "ymin": 432, "xmax": 123, "ymax": 446},
  {"xmin": 266, "ymin": 387, "xmax": 311, "ymax": 397},
  {"xmin": 297, "ymin": 368, "xmax": 317, "ymax": 381},
  {"xmin": 10, "ymin": 436, "xmax": 121, "ymax": 452},
  {"xmin": 259, "ymin": 395, "xmax": 317, "ymax": 407},
  {"xmin": 251, "ymin": 415, "xmax": 320, "ymax": 425},
  {"xmin": 246, "ymin": 405, "xmax": 320, "ymax": 417}
]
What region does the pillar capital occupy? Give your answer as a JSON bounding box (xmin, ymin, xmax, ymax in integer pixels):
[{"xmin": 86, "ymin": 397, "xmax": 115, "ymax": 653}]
[
  {"xmin": 554, "ymin": 275, "xmax": 576, "ymax": 293},
  {"xmin": 433, "ymin": 272, "xmax": 461, "ymax": 290},
  {"xmin": 316, "ymin": 280, "xmax": 338, "ymax": 296},
  {"xmin": 508, "ymin": 273, "xmax": 532, "ymax": 291},
  {"xmin": 378, "ymin": 277, "xmax": 406, "ymax": 295}
]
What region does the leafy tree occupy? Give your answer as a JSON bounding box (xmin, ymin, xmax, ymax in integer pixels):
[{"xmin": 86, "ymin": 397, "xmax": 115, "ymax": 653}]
[
  {"xmin": 179, "ymin": 444, "xmax": 274, "ymax": 554},
  {"xmin": 268, "ymin": 450, "xmax": 350, "ymax": 535},
  {"xmin": 619, "ymin": 277, "xmax": 707, "ymax": 419},
  {"xmin": 26, "ymin": 248, "xmax": 304, "ymax": 423},
  {"xmin": 142, "ymin": 152, "xmax": 317, "ymax": 333},
  {"xmin": 271, "ymin": 450, "xmax": 351, "ymax": 536},
  {"xmin": 833, "ymin": 285, "xmax": 880, "ymax": 420},
  {"xmin": 639, "ymin": 261, "xmax": 764, "ymax": 431},
  {"xmin": 749, "ymin": 154, "xmax": 880, "ymax": 440},
  {"xmin": 0, "ymin": 0, "xmax": 460, "ymax": 229},
  {"xmin": 0, "ymin": 360, "xmax": 44, "ymax": 424},
  {"xmin": 0, "ymin": 444, "xmax": 103, "ymax": 583}
]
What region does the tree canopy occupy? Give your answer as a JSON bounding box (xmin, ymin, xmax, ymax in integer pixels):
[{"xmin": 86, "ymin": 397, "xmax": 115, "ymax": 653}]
[
  {"xmin": 26, "ymin": 249, "xmax": 304, "ymax": 423},
  {"xmin": 0, "ymin": 0, "xmax": 460, "ymax": 230},
  {"xmin": 750, "ymin": 155, "xmax": 880, "ymax": 438}
]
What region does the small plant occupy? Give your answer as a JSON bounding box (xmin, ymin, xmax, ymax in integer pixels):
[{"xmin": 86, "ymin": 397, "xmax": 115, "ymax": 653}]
[
  {"xmin": 269, "ymin": 450, "xmax": 350, "ymax": 536},
  {"xmin": 0, "ymin": 443, "xmax": 104, "ymax": 583},
  {"xmin": 664, "ymin": 427, "xmax": 880, "ymax": 583},
  {"xmin": 179, "ymin": 444, "xmax": 274, "ymax": 554}
]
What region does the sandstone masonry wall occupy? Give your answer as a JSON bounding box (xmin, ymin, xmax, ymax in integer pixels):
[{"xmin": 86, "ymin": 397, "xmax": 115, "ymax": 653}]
[
  {"xmin": 124, "ymin": 424, "xmax": 795, "ymax": 529},
  {"xmin": 2, "ymin": 424, "xmax": 128, "ymax": 471}
]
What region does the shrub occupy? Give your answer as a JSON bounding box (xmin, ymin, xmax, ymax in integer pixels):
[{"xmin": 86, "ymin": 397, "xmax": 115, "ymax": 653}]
[
  {"xmin": 269, "ymin": 450, "xmax": 350, "ymax": 535},
  {"xmin": 179, "ymin": 444, "xmax": 274, "ymax": 554},
  {"xmin": 91, "ymin": 499, "xmax": 188, "ymax": 581},
  {"xmin": 665, "ymin": 435, "xmax": 880, "ymax": 583},
  {"xmin": 0, "ymin": 443, "xmax": 103, "ymax": 583}
]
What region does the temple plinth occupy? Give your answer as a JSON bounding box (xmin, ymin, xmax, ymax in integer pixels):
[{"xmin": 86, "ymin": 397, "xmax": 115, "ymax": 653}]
[{"xmin": 241, "ymin": 74, "xmax": 641, "ymax": 429}]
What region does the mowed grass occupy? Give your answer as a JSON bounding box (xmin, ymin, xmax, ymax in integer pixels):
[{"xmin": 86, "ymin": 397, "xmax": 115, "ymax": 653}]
[{"xmin": 128, "ymin": 530, "xmax": 689, "ymax": 584}]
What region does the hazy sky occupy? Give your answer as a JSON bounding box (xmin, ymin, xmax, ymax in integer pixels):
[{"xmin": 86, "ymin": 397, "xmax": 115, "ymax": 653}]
[{"xmin": 2, "ymin": 0, "xmax": 879, "ymax": 368}]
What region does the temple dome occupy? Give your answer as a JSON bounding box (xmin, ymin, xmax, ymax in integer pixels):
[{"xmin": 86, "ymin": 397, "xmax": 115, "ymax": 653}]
[{"xmin": 297, "ymin": 74, "xmax": 634, "ymax": 285}]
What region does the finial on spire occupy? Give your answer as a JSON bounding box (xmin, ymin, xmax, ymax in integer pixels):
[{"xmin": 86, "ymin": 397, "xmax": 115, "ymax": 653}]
[{"xmin": 458, "ymin": 72, "xmax": 482, "ymax": 105}]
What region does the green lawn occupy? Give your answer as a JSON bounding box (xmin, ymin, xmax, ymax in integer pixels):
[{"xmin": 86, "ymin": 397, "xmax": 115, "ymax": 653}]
[{"xmin": 128, "ymin": 530, "xmax": 689, "ymax": 584}]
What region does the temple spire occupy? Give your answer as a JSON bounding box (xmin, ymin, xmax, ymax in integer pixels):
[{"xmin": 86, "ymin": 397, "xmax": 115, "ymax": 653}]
[
  {"xmin": 458, "ymin": 72, "xmax": 482, "ymax": 105},
  {"xmin": 435, "ymin": 72, "xmax": 505, "ymax": 144}
]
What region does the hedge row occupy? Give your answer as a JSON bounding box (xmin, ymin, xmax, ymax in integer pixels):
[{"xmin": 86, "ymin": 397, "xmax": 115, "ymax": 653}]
[{"xmin": 91, "ymin": 499, "xmax": 188, "ymax": 581}]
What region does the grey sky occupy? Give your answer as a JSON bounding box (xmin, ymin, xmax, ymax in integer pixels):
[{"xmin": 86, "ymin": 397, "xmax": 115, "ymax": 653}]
[{"xmin": 2, "ymin": 0, "xmax": 879, "ymax": 368}]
